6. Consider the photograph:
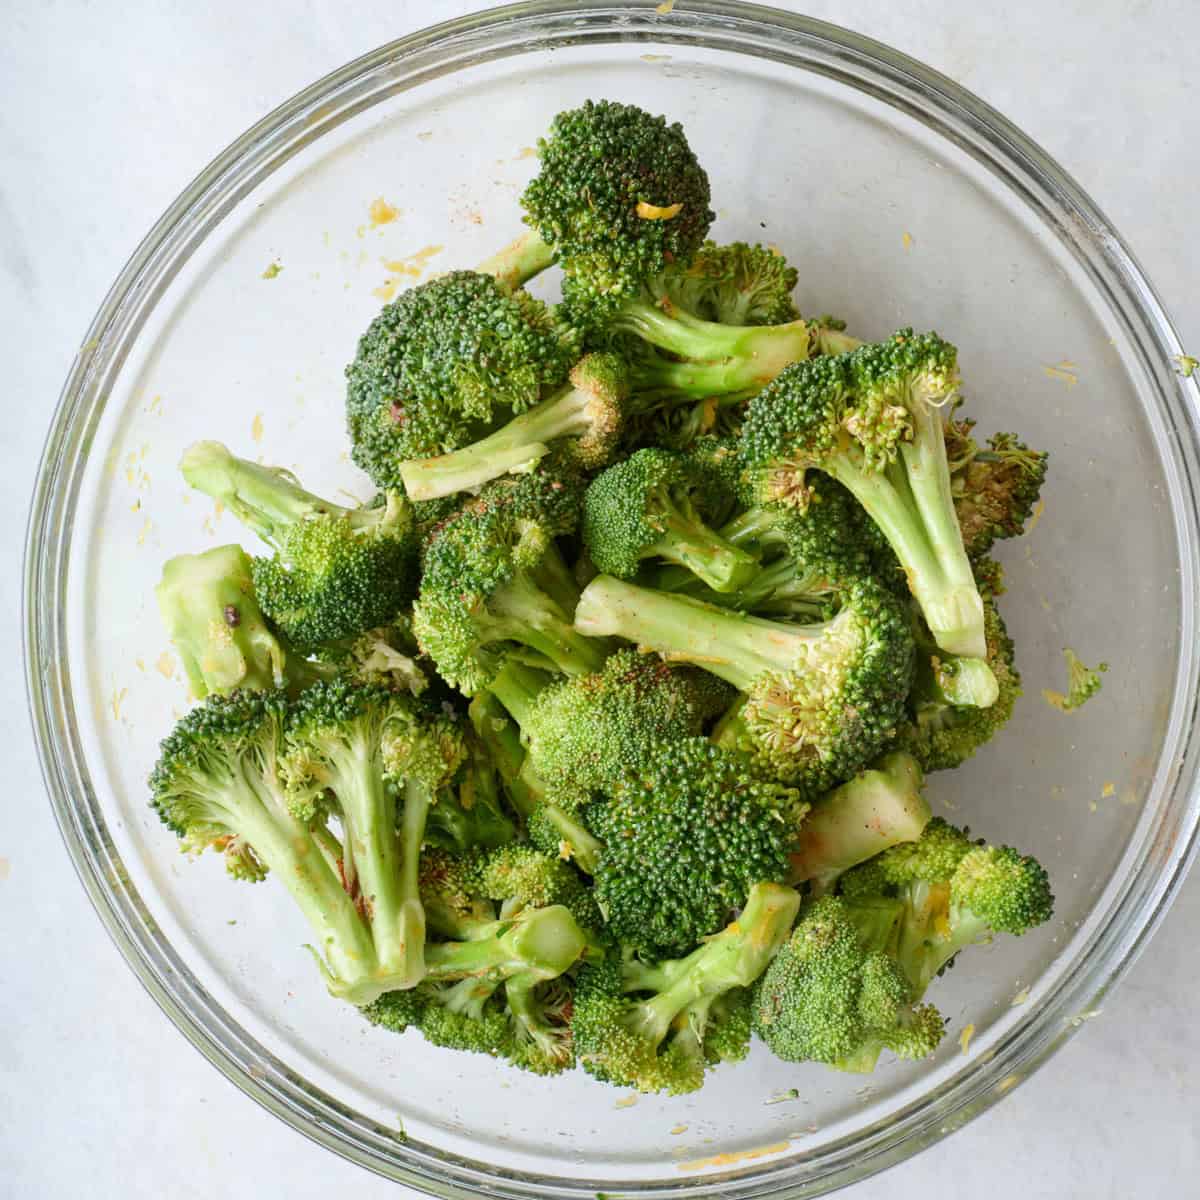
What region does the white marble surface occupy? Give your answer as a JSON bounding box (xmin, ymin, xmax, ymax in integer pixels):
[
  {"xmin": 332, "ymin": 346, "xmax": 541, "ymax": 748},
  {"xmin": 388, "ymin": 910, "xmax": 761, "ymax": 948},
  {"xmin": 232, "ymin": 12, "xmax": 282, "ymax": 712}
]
[{"xmin": 2, "ymin": 3, "xmax": 1197, "ymax": 1196}]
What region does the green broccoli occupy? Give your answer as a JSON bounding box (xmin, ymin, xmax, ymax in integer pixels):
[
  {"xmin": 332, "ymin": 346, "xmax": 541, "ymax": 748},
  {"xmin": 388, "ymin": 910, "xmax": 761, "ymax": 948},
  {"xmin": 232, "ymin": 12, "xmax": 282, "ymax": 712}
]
[
  {"xmin": 279, "ymin": 677, "xmax": 467, "ymax": 994},
  {"xmin": 944, "ymin": 410, "xmax": 1048, "ymax": 559},
  {"xmin": 574, "ymin": 573, "xmax": 914, "ymax": 793},
  {"xmin": 658, "ymin": 240, "xmax": 800, "ymax": 326},
  {"xmin": 413, "ymin": 487, "xmax": 607, "ymax": 696},
  {"xmin": 519, "ymin": 648, "xmax": 734, "ymax": 794},
  {"xmin": 155, "ymin": 544, "xmax": 330, "ymax": 697},
  {"xmin": 738, "ymin": 331, "xmax": 991, "ymax": 664},
  {"xmin": 751, "ymin": 894, "xmax": 945, "ymax": 1072},
  {"xmin": 894, "ymin": 572, "xmax": 1021, "ymax": 771},
  {"xmin": 584, "ymin": 737, "xmax": 806, "ymax": 958},
  {"xmin": 180, "ymin": 441, "xmax": 419, "ymax": 651},
  {"xmin": 502, "ymin": 99, "xmax": 713, "ymax": 300},
  {"xmin": 839, "ymin": 817, "xmax": 1054, "ymax": 996},
  {"xmin": 788, "ymin": 752, "xmax": 931, "ymax": 892},
  {"xmin": 399, "ymin": 353, "xmax": 630, "ymax": 501},
  {"xmin": 150, "ymin": 688, "xmax": 449, "ymax": 1004},
  {"xmin": 572, "ymin": 881, "xmax": 800, "ymax": 1094},
  {"xmin": 345, "ymin": 270, "xmax": 579, "ymax": 491},
  {"xmin": 1043, "ymin": 647, "xmax": 1108, "ymax": 713},
  {"xmin": 582, "ymin": 448, "xmax": 758, "ymax": 593},
  {"xmin": 423, "ymin": 728, "xmax": 519, "ymax": 853},
  {"xmin": 474, "ymin": 665, "xmax": 605, "ymax": 871}
]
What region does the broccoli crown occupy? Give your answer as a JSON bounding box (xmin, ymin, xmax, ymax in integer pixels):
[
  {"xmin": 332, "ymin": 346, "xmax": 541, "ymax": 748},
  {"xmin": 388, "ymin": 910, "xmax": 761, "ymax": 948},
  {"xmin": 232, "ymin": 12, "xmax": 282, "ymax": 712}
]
[
  {"xmin": 838, "ymin": 817, "xmax": 1053, "ymax": 992},
  {"xmin": 719, "ymin": 576, "xmax": 917, "ymax": 793},
  {"xmin": 471, "ymin": 843, "xmax": 603, "ymax": 935},
  {"xmin": 521, "ymin": 99, "xmax": 713, "ymax": 301},
  {"xmin": 581, "ymin": 446, "xmax": 754, "ymax": 587},
  {"xmin": 413, "ymin": 487, "xmax": 601, "ymax": 695},
  {"xmin": 283, "ymin": 677, "xmax": 465, "ymax": 813},
  {"xmin": 345, "ymin": 271, "xmax": 579, "ymax": 489},
  {"xmin": 894, "ymin": 586, "xmax": 1020, "ymax": 772},
  {"xmin": 946, "ymin": 413, "xmax": 1048, "ymax": 559},
  {"xmin": 659, "ymin": 240, "xmax": 800, "ymax": 326},
  {"xmin": 524, "ymin": 648, "xmax": 733, "ymax": 792},
  {"xmin": 149, "ymin": 688, "xmax": 289, "ymax": 867},
  {"xmin": 250, "ymin": 492, "xmax": 419, "ymax": 652},
  {"xmin": 751, "ymin": 895, "xmax": 944, "ymax": 1069},
  {"xmin": 426, "ymin": 731, "xmax": 519, "ymax": 853},
  {"xmin": 572, "ymin": 881, "xmax": 800, "ymax": 1094},
  {"xmin": 584, "ymin": 737, "xmax": 805, "ymax": 958},
  {"xmin": 739, "ymin": 329, "xmax": 960, "ymax": 504}
]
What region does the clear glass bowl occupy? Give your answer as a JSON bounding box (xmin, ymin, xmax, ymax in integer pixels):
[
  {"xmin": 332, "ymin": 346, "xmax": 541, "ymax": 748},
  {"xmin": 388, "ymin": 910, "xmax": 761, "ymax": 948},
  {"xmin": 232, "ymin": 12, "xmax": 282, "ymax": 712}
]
[{"xmin": 24, "ymin": 3, "xmax": 1200, "ymax": 1195}]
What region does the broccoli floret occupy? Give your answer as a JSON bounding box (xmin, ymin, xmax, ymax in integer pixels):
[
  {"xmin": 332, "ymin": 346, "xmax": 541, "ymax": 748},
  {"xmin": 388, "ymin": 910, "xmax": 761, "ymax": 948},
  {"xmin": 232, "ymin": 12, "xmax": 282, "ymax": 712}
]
[
  {"xmin": 788, "ymin": 752, "xmax": 931, "ymax": 893},
  {"xmin": 424, "ymin": 728, "xmax": 518, "ymax": 853},
  {"xmin": 944, "ymin": 410, "xmax": 1048, "ymax": 559},
  {"xmin": 516, "ymin": 99, "xmax": 713, "ymax": 301},
  {"xmin": 473, "ymin": 668, "xmax": 605, "ymax": 871},
  {"xmin": 149, "ymin": 689, "xmax": 424, "ymax": 1004},
  {"xmin": 279, "ymin": 677, "xmax": 467, "ymax": 995},
  {"xmin": 399, "ymin": 353, "xmax": 631, "ymax": 502},
  {"xmin": 574, "ymin": 573, "xmax": 914, "ymax": 793},
  {"xmin": 180, "ymin": 441, "xmax": 419, "ymax": 651},
  {"xmin": 739, "ymin": 331, "xmax": 991, "ymax": 664},
  {"xmin": 582, "ymin": 448, "xmax": 758, "ymax": 593},
  {"xmin": 658, "ymin": 240, "xmax": 800, "ymax": 326},
  {"xmin": 521, "ymin": 648, "xmax": 734, "ymax": 794},
  {"xmin": 345, "ymin": 270, "xmax": 579, "ymax": 491},
  {"xmin": 839, "ymin": 817, "xmax": 1054, "ymax": 996},
  {"xmin": 751, "ymin": 894, "xmax": 945, "ymax": 1072},
  {"xmin": 1043, "ymin": 647, "xmax": 1108, "ymax": 713},
  {"xmin": 155, "ymin": 544, "xmax": 330, "ymax": 697},
  {"xmin": 584, "ymin": 738, "xmax": 806, "ymax": 958},
  {"xmin": 572, "ymin": 882, "xmax": 800, "ymax": 1094},
  {"xmin": 894, "ymin": 579, "xmax": 1020, "ymax": 771},
  {"xmin": 316, "ymin": 619, "xmax": 431, "ymax": 697},
  {"xmin": 413, "ymin": 488, "xmax": 606, "ymax": 696}
]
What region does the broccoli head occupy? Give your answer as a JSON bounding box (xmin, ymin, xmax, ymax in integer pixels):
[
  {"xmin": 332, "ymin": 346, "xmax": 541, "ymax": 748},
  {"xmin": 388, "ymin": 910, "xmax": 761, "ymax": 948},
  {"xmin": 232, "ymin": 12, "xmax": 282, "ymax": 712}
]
[
  {"xmin": 752, "ymin": 894, "xmax": 945, "ymax": 1072},
  {"xmin": 658, "ymin": 240, "xmax": 800, "ymax": 326},
  {"xmin": 584, "ymin": 737, "xmax": 806, "ymax": 958}
]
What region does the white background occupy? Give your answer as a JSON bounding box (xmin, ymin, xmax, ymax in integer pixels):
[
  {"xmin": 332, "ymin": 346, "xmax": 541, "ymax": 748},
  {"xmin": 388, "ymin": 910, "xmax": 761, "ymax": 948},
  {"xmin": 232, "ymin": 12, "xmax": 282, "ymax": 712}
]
[{"xmin": 3, "ymin": 2, "xmax": 1198, "ymax": 1196}]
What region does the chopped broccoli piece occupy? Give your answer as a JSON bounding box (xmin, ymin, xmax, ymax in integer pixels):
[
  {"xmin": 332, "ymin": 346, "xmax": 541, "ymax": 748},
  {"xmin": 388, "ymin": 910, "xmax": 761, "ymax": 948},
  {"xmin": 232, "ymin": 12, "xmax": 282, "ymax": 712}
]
[
  {"xmin": 572, "ymin": 882, "xmax": 800, "ymax": 1094},
  {"xmin": 1043, "ymin": 647, "xmax": 1107, "ymax": 713},
  {"xmin": 180, "ymin": 441, "xmax": 419, "ymax": 651},
  {"xmin": 657, "ymin": 240, "xmax": 799, "ymax": 326}
]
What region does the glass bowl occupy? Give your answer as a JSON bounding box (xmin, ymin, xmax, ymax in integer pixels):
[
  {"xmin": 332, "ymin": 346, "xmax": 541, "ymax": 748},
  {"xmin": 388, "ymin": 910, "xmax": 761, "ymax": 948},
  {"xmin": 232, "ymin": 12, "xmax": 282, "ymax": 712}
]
[{"xmin": 24, "ymin": 2, "xmax": 1200, "ymax": 1195}]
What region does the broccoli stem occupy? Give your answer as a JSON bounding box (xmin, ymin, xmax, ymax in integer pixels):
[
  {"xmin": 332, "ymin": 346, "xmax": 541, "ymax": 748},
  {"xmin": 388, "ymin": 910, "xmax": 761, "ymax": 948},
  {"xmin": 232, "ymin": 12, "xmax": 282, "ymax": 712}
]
[
  {"xmin": 400, "ymin": 381, "xmax": 596, "ymax": 501},
  {"xmin": 645, "ymin": 489, "xmax": 759, "ymax": 593},
  {"xmin": 574, "ymin": 574, "xmax": 841, "ymax": 692},
  {"xmin": 476, "ymin": 230, "xmax": 556, "ymax": 293},
  {"xmin": 788, "ymin": 753, "xmax": 931, "ymax": 892},
  {"xmin": 625, "ymin": 882, "xmax": 800, "ymax": 1042},
  {"xmin": 650, "ymin": 554, "xmax": 829, "ymax": 619},
  {"xmin": 477, "ymin": 668, "xmax": 604, "ymax": 873},
  {"xmin": 630, "ymin": 353, "xmax": 792, "ymax": 399},
  {"xmin": 616, "ymin": 301, "xmax": 810, "ymax": 390},
  {"xmin": 483, "ymin": 572, "xmax": 607, "ymax": 677},
  {"xmin": 424, "ymin": 905, "xmax": 588, "ymax": 983},
  {"xmin": 214, "ymin": 770, "xmax": 383, "ymax": 1002},
  {"xmin": 331, "ymin": 738, "xmax": 425, "ymax": 991},
  {"xmin": 824, "ymin": 412, "xmax": 986, "ymax": 659},
  {"xmin": 895, "ymin": 885, "xmax": 991, "ymax": 994},
  {"xmin": 529, "ymin": 540, "xmax": 585, "ymax": 619},
  {"xmin": 717, "ymin": 506, "xmax": 786, "ymax": 550},
  {"xmin": 180, "ymin": 441, "xmax": 361, "ymax": 548}
]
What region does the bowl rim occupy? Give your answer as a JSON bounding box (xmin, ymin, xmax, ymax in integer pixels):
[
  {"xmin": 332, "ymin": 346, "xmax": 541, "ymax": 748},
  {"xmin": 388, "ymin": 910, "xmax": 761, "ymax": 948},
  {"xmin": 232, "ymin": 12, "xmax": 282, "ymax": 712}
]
[{"xmin": 23, "ymin": 2, "xmax": 1200, "ymax": 1196}]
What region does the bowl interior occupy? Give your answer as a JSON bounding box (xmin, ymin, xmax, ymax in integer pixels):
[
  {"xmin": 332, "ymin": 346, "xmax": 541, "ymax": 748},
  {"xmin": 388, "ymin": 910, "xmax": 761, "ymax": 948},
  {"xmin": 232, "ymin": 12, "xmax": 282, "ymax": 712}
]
[{"xmin": 39, "ymin": 11, "xmax": 1198, "ymax": 1196}]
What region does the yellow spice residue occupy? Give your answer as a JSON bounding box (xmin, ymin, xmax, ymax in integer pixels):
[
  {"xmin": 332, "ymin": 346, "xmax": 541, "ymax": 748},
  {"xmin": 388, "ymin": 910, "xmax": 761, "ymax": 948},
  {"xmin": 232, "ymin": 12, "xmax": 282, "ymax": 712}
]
[
  {"xmin": 902, "ymin": 231, "xmax": 914, "ymax": 250},
  {"xmin": 368, "ymin": 196, "xmax": 401, "ymax": 227},
  {"xmin": 374, "ymin": 245, "xmax": 446, "ymax": 299},
  {"xmin": 959, "ymin": 1023, "xmax": 975, "ymax": 1055},
  {"xmin": 1011, "ymin": 988, "xmax": 1030, "ymax": 1007},
  {"xmin": 156, "ymin": 651, "xmax": 176, "ymax": 679},
  {"xmin": 261, "ymin": 261, "xmax": 283, "ymax": 279},
  {"xmin": 1101, "ymin": 782, "xmax": 1115, "ymax": 798},
  {"xmin": 110, "ymin": 686, "xmax": 129, "ymax": 721},
  {"xmin": 251, "ymin": 412, "xmax": 264, "ymax": 443},
  {"xmin": 1042, "ymin": 361, "xmax": 1078, "ymax": 386},
  {"xmin": 135, "ymin": 657, "xmax": 146, "ymax": 672},
  {"xmin": 514, "ymin": 146, "xmax": 537, "ymax": 159},
  {"xmin": 146, "ymin": 393, "xmax": 163, "ymax": 415},
  {"xmin": 656, "ymin": 0, "xmax": 675, "ymax": 12},
  {"xmin": 640, "ymin": 53, "xmax": 672, "ymax": 62},
  {"xmin": 1026, "ymin": 498, "xmax": 1046, "ymax": 534},
  {"xmin": 136, "ymin": 518, "xmax": 153, "ymax": 546},
  {"xmin": 614, "ymin": 1094, "xmax": 639, "ymax": 1109},
  {"xmin": 669, "ymin": 1124, "xmax": 688, "ymax": 1136},
  {"xmin": 678, "ymin": 1142, "xmax": 790, "ymax": 1173},
  {"xmin": 996, "ymin": 1074, "xmax": 1021, "ymax": 1094},
  {"xmin": 636, "ymin": 200, "xmax": 683, "ymax": 220}
]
